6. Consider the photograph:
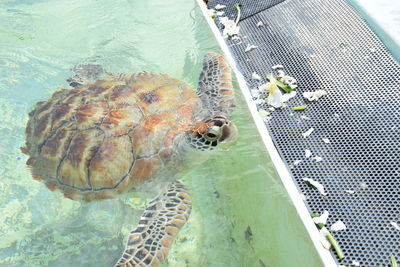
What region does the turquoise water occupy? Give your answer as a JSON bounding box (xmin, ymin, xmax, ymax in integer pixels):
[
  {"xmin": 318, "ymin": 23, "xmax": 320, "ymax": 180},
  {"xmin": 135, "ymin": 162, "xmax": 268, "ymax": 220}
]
[{"xmin": 0, "ymin": 0, "xmax": 323, "ymax": 266}]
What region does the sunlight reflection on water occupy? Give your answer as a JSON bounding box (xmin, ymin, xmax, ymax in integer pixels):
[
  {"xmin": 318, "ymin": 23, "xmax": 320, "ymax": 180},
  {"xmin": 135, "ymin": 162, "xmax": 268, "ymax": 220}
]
[{"xmin": 0, "ymin": 0, "xmax": 309, "ymax": 266}]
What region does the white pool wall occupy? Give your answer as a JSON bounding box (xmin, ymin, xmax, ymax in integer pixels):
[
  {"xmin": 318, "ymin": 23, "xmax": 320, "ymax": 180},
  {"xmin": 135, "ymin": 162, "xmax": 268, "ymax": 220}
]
[{"xmin": 195, "ymin": 1, "xmax": 338, "ymax": 266}]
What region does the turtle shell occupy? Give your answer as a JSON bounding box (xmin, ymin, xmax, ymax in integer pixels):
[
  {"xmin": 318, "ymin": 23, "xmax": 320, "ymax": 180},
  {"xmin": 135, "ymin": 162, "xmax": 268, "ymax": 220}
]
[{"xmin": 22, "ymin": 73, "xmax": 199, "ymax": 201}]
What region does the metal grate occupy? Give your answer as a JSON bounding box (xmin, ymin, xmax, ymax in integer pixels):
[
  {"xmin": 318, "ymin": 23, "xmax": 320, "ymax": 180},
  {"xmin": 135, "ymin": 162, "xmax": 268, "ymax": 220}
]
[
  {"xmin": 208, "ymin": 0, "xmax": 400, "ymax": 265},
  {"xmin": 207, "ymin": 0, "xmax": 284, "ymax": 21}
]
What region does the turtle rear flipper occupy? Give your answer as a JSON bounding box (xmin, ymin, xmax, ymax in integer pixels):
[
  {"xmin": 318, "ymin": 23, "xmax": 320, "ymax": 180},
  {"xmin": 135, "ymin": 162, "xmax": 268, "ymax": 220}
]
[
  {"xmin": 67, "ymin": 64, "xmax": 104, "ymax": 87},
  {"xmin": 115, "ymin": 182, "xmax": 192, "ymax": 267},
  {"xmin": 197, "ymin": 52, "xmax": 235, "ymax": 118}
]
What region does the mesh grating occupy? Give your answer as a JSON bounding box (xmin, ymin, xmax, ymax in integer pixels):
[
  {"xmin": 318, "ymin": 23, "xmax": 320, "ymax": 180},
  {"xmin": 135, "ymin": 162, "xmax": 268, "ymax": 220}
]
[
  {"xmin": 208, "ymin": 0, "xmax": 400, "ymax": 265},
  {"xmin": 207, "ymin": 0, "xmax": 284, "ymax": 20}
]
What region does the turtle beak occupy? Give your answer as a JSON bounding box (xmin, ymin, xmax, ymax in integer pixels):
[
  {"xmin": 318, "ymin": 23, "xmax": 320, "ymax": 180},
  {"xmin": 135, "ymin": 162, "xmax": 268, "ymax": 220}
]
[{"xmin": 219, "ymin": 122, "xmax": 238, "ymax": 144}]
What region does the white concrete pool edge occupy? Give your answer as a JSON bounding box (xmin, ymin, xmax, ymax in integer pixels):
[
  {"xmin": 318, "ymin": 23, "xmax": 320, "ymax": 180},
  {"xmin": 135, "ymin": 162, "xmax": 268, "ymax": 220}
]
[{"xmin": 195, "ymin": 1, "xmax": 337, "ymax": 266}]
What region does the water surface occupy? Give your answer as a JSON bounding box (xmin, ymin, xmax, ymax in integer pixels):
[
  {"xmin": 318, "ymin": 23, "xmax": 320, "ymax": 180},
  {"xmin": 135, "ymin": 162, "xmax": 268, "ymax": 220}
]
[{"xmin": 0, "ymin": 0, "xmax": 323, "ymax": 266}]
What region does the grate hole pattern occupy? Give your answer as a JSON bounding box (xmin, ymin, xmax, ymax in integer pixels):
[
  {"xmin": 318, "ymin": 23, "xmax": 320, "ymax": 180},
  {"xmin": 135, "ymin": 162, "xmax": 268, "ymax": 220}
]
[
  {"xmin": 209, "ymin": 0, "xmax": 400, "ymax": 265},
  {"xmin": 208, "ymin": 0, "xmax": 284, "ymax": 21}
]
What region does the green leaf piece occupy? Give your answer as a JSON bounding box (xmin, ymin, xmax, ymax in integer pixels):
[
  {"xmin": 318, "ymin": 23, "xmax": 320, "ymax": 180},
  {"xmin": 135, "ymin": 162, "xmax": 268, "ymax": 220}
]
[
  {"xmin": 275, "ymin": 79, "xmax": 293, "ymax": 93},
  {"xmin": 325, "ymin": 231, "xmax": 345, "ymax": 260},
  {"xmin": 293, "ymin": 105, "xmax": 307, "ymax": 111},
  {"xmin": 391, "ymin": 256, "xmax": 398, "ymax": 267},
  {"xmin": 234, "ymin": 3, "xmax": 242, "ymax": 24},
  {"xmin": 311, "ymin": 212, "xmax": 320, "ymax": 218}
]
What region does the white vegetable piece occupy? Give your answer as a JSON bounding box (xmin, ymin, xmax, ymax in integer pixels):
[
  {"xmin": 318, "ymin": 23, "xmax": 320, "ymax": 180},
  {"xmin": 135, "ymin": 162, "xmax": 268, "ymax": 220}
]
[
  {"xmin": 359, "ymin": 182, "xmax": 368, "ymax": 190},
  {"xmin": 258, "ymin": 109, "xmax": 270, "ymax": 118},
  {"xmin": 352, "ymin": 260, "xmax": 360, "ymax": 266},
  {"xmin": 301, "ymin": 115, "xmax": 311, "ymax": 121},
  {"xmin": 390, "ymin": 221, "xmax": 400, "ymax": 231},
  {"xmin": 276, "ymin": 69, "xmax": 285, "ymax": 78},
  {"xmin": 303, "ymin": 178, "xmax": 327, "ymax": 195},
  {"xmin": 219, "ymin": 17, "xmax": 240, "ymax": 38},
  {"xmin": 258, "ymin": 83, "xmax": 268, "ymax": 91},
  {"xmin": 272, "ymin": 64, "xmax": 284, "ymax": 70},
  {"xmin": 254, "ymin": 98, "xmax": 266, "ymax": 105},
  {"xmin": 250, "ymin": 89, "xmax": 261, "ymax": 97},
  {"xmin": 322, "ymin": 138, "xmax": 330, "ymax": 144},
  {"xmin": 267, "ymin": 82, "xmax": 283, "ymax": 108},
  {"xmin": 262, "ymin": 116, "xmax": 271, "ymax": 123},
  {"xmin": 312, "ymin": 156, "xmax": 323, "ymax": 162},
  {"xmin": 282, "ymin": 75, "xmax": 296, "ymax": 84},
  {"xmin": 214, "ymin": 4, "xmax": 226, "ymax": 10},
  {"xmin": 251, "ymin": 72, "xmax": 262, "ymax": 81},
  {"xmin": 303, "ymin": 90, "xmax": 327, "ymax": 101},
  {"xmin": 313, "ymin": 210, "xmax": 330, "ymax": 224},
  {"xmin": 305, "ymin": 149, "xmax": 312, "ymax": 158},
  {"xmin": 250, "ymin": 89, "xmax": 260, "ymax": 98},
  {"xmin": 293, "ymin": 160, "xmax": 303, "ymax": 166},
  {"xmin": 258, "ymin": 74, "xmax": 298, "ymax": 108},
  {"xmin": 245, "ymin": 44, "xmax": 258, "ymax": 52},
  {"xmin": 330, "ymin": 220, "xmax": 347, "ymax": 231},
  {"xmin": 281, "ymin": 91, "xmax": 297, "ymax": 102},
  {"xmin": 345, "ymin": 190, "xmax": 355, "ymax": 194},
  {"xmin": 207, "ymin": 9, "xmax": 216, "ymax": 17},
  {"xmin": 281, "ymin": 75, "xmax": 297, "ymax": 89},
  {"xmin": 256, "ymin": 21, "xmax": 264, "ymax": 27},
  {"xmin": 319, "ymin": 227, "xmax": 332, "ymax": 249},
  {"xmin": 302, "ymin": 128, "xmax": 314, "ymax": 138}
]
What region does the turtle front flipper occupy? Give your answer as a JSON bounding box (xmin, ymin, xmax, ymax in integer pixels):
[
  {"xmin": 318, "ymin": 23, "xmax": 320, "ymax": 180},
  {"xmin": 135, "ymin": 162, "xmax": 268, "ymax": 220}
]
[
  {"xmin": 197, "ymin": 52, "xmax": 235, "ymax": 118},
  {"xmin": 66, "ymin": 64, "xmax": 104, "ymax": 87},
  {"xmin": 115, "ymin": 182, "xmax": 192, "ymax": 267}
]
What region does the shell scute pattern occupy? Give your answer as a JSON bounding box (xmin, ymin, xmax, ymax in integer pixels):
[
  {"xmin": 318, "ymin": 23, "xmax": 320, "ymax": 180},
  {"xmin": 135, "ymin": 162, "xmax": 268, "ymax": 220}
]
[
  {"xmin": 100, "ymin": 104, "xmax": 143, "ymax": 136},
  {"xmin": 37, "ymin": 124, "xmax": 76, "ymax": 178},
  {"xmin": 24, "ymin": 73, "xmax": 198, "ymax": 200},
  {"xmin": 89, "ymin": 135, "xmax": 134, "ymax": 189},
  {"xmin": 58, "ymin": 128, "xmax": 104, "ymax": 190},
  {"xmin": 75, "ymin": 102, "xmax": 108, "ymax": 130}
]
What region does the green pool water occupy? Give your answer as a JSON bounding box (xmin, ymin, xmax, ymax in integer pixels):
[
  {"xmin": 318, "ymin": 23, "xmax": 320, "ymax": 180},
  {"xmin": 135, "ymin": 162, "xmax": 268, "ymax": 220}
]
[{"xmin": 0, "ymin": 0, "xmax": 324, "ymax": 266}]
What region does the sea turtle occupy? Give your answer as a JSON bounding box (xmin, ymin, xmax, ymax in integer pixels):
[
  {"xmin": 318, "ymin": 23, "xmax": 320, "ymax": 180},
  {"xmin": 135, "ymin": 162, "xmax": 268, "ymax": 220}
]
[{"xmin": 21, "ymin": 52, "xmax": 237, "ymax": 266}]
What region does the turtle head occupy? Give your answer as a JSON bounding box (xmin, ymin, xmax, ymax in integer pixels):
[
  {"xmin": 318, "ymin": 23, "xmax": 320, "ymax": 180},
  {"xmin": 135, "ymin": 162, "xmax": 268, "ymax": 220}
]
[
  {"xmin": 189, "ymin": 116, "xmax": 237, "ymax": 151},
  {"xmin": 188, "ymin": 53, "xmax": 237, "ymax": 151}
]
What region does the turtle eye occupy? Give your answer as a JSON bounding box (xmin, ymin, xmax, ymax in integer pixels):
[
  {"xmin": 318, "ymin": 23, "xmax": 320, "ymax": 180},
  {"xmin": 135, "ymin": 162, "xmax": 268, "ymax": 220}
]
[
  {"xmin": 211, "ymin": 120, "xmax": 223, "ymax": 127},
  {"xmin": 206, "ymin": 133, "xmax": 217, "ymax": 138}
]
